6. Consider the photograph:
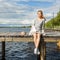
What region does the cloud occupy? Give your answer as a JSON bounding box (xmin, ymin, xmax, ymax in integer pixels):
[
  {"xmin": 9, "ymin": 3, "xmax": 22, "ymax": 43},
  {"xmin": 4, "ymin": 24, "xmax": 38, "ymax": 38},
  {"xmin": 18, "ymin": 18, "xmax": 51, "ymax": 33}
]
[
  {"xmin": 32, "ymin": 0, "xmax": 55, "ymax": 2},
  {"xmin": 0, "ymin": 0, "xmax": 54, "ymax": 2},
  {"xmin": 0, "ymin": 0, "xmax": 2, "ymax": 1},
  {"xmin": 0, "ymin": 0, "xmax": 60, "ymax": 25},
  {"xmin": 0, "ymin": 0, "xmax": 34, "ymax": 19},
  {"xmin": 0, "ymin": 18, "xmax": 33, "ymax": 24},
  {"xmin": 45, "ymin": 0, "xmax": 60, "ymax": 13}
]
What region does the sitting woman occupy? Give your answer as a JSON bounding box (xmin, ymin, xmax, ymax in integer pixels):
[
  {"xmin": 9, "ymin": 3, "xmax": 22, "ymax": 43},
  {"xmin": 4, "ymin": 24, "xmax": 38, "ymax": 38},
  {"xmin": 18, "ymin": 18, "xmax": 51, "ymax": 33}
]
[{"xmin": 29, "ymin": 10, "xmax": 46, "ymax": 55}]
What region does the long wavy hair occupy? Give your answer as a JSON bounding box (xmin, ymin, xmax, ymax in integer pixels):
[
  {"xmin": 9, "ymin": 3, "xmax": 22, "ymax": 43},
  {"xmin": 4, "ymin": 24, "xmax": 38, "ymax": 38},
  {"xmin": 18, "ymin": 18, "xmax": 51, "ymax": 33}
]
[{"xmin": 37, "ymin": 10, "xmax": 44, "ymax": 19}]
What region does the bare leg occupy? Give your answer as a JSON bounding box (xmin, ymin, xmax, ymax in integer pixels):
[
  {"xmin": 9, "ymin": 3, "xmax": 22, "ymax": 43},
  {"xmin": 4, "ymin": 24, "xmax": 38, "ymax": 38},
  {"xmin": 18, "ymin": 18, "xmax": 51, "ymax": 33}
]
[
  {"xmin": 33, "ymin": 33, "xmax": 41, "ymax": 54},
  {"xmin": 33, "ymin": 33, "xmax": 37, "ymax": 48},
  {"xmin": 33, "ymin": 33, "xmax": 40, "ymax": 48},
  {"xmin": 36, "ymin": 33, "xmax": 40, "ymax": 48}
]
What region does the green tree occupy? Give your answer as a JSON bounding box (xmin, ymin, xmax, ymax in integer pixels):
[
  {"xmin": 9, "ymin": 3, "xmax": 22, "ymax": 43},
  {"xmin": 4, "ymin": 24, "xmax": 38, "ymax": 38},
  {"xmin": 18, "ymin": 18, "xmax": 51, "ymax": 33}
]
[{"xmin": 45, "ymin": 11, "xmax": 60, "ymax": 28}]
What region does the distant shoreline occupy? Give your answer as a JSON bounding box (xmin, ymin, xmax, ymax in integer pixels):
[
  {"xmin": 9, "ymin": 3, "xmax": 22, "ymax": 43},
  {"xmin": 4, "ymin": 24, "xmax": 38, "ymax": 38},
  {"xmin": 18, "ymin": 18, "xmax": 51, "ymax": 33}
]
[{"xmin": 0, "ymin": 26, "xmax": 31, "ymax": 28}]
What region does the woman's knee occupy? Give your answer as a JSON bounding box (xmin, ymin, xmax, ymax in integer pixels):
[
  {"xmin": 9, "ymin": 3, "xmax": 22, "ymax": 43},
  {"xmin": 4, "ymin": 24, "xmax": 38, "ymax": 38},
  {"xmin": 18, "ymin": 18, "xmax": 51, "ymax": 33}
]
[
  {"xmin": 37, "ymin": 33, "xmax": 41, "ymax": 40},
  {"xmin": 33, "ymin": 33, "xmax": 37, "ymax": 39}
]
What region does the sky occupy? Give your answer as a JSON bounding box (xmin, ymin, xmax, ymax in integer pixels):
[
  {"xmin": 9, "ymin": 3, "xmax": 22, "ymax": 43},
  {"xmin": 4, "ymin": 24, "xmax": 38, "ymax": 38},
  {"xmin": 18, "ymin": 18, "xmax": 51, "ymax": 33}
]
[{"xmin": 0, "ymin": 0, "xmax": 60, "ymax": 25}]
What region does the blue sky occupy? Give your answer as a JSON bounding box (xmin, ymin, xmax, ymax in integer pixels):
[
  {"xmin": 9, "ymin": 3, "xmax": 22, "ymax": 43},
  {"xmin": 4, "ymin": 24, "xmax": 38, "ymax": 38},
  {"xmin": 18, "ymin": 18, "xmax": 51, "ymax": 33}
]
[
  {"xmin": 17, "ymin": 1, "xmax": 53, "ymax": 7},
  {"xmin": 0, "ymin": 0, "xmax": 60, "ymax": 25}
]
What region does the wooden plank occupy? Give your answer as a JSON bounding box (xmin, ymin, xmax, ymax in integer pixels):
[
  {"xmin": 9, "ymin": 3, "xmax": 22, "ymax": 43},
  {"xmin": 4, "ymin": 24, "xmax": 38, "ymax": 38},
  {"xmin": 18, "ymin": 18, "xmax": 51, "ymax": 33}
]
[
  {"xmin": 0, "ymin": 36, "xmax": 60, "ymax": 42},
  {"xmin": 0, "ymin": 32, "xmax": 60, "ymax": 42}
]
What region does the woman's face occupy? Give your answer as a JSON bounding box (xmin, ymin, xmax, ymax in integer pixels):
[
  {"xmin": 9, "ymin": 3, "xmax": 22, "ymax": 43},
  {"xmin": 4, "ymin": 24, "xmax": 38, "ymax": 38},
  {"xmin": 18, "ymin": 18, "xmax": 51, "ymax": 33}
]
[{"xmin": 37, "ymin": 12, "xmax": 42, "ymax": 18}]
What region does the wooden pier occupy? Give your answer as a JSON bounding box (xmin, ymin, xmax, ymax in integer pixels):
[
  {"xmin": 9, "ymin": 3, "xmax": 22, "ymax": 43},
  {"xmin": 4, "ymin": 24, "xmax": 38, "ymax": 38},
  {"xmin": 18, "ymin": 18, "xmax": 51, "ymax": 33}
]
[{"xmin": 0, "ymin": 32, "xmax": 60, "ymax": 60}]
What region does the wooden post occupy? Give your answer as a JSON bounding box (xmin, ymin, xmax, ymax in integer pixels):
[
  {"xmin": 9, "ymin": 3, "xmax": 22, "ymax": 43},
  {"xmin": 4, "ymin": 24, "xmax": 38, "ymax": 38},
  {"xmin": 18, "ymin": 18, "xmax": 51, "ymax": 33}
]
[
  {"xmin": 2, "ymin": 37, "xmax": 6, "ymax": 60},
  {"xmin": 2, "ymin": 41, "xmax": 5, "ymax": 60},
  {"xmin": 37, "ymin": 34, "xmax": 46, "ymax": 60},
  {"xmin": 40, "ymin": 34, "xmax": 46, "ymax": 60},
  {"xmin": 57, "ymin": 41, "xmax": 60, "ymax": 50}
]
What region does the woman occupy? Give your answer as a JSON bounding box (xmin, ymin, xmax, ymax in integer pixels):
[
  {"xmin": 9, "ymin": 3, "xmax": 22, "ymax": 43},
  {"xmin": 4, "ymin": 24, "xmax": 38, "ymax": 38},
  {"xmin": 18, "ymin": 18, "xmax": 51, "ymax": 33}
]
[{"xmin": 30, "ymin": 10, "xmax": 46, "ymax": 55}]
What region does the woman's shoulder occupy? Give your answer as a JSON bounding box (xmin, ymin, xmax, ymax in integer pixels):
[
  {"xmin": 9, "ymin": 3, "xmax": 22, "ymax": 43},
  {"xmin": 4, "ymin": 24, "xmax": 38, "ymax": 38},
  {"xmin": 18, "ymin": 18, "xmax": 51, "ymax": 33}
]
[{"xmin": 42, "ymin": 17, "xmax": 46, "ymax": 21}]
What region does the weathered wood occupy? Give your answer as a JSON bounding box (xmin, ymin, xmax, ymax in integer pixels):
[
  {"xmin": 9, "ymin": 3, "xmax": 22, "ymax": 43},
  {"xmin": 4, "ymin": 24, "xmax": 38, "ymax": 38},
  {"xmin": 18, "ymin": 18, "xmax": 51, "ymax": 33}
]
[
  {"xmin": 0, "ymin": 32, "xmax": 60, "ymax": 60},
  {"xmin": 2, "ymin": 42, "xmax": 5, "ymax": 60},
  {"xmin": 40, "ymin": 34, "xmax": 46, "ymax": 60},
  {"xmin": 57, "ymin": 41, "xmax": 60, "ymax": 49},
  {"xmin": 37, "ymin": 34, "xmax": 46, "ymax": 60},
  {"xmin": 0, "ymin": 35, "xmax": 60, "ymax": 42},
  {"xmin": 1, "ymin": 36, "xmax": 6, "ymax": 60},
  {"xmin": 45, "ymin": 29, "xmax": 60, "ymax": 32}
]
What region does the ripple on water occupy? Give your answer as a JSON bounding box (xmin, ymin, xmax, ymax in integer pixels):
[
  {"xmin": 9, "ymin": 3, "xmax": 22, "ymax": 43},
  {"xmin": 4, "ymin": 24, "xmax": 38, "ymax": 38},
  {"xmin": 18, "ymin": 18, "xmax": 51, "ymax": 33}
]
[
  {"xmin": 0, "ymin": 42, "xmax": 60, "ymax": 60},
  {"xmin": 5, "ymin": 42, "xmax": 37, "ymax": 60}
]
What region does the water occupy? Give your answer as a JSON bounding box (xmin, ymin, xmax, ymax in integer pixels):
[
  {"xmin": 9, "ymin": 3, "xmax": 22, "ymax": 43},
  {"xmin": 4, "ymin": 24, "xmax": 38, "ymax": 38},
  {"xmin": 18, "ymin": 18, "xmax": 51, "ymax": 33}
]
[
  {"xmin": 0, "ymin": 28, "xmax": 60, "ymax": 60},
  {"xmin": 46, "ymin": 43, "xmax": 60, "ymax": 60},
  {"xmin": 0, "ymin": 27, "xmax": 30, "ymax": 33},
  {"xmin": 0, "ymin": 42, "xmax": 60, "ymax": 60},
  {"xmin": 0, "ymin": 42, "xmax": 37, "ymax": 60}
]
